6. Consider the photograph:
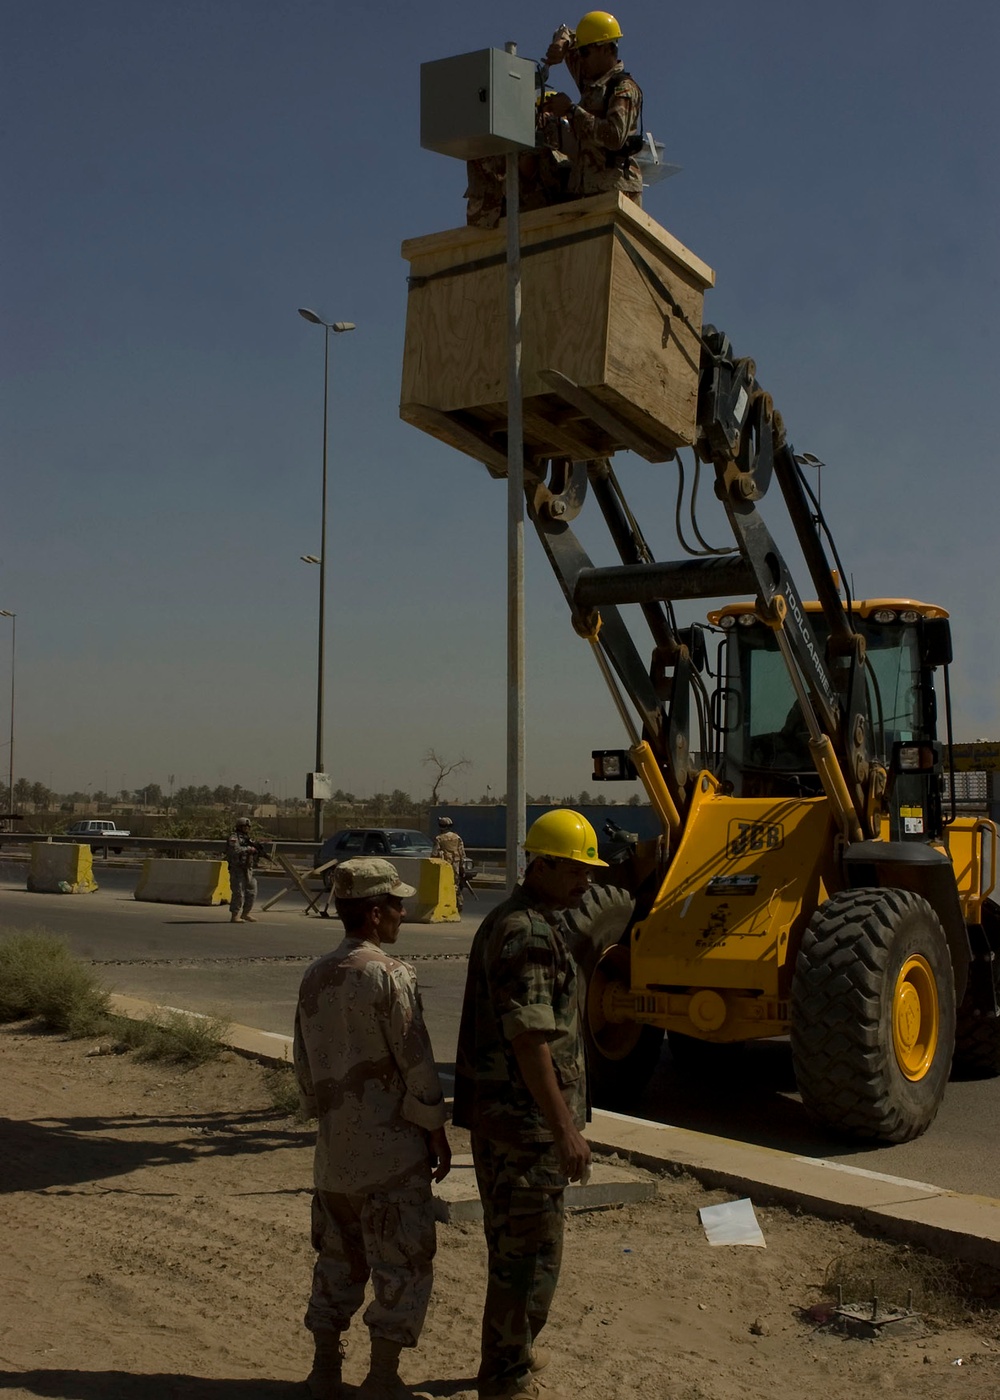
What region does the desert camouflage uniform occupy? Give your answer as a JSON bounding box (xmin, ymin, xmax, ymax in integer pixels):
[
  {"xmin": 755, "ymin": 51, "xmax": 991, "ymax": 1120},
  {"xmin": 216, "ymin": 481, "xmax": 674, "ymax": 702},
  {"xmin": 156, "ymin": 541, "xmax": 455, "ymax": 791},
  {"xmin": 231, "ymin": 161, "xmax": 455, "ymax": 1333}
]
[
  {"xmin": 294, "ymin": 934, "xmax": 447, "ymax": 1346},
  {"xmin": 549, "ymin": 26, "xmax": 643, "ymax": 205},
  {"xmin": 464, "ymin": 105, "xmax": 574, "ymax": 228},
  {"xmin": 453, "ymin": 884, "xmax": 587, "ymax": 1396},
  {"xmin": 225, "ymin": 830, "xmax": 257, "ymax": 918},
  {"xmin": 432, "ymin": 827, "xmax": 468, "ymax": 911}
]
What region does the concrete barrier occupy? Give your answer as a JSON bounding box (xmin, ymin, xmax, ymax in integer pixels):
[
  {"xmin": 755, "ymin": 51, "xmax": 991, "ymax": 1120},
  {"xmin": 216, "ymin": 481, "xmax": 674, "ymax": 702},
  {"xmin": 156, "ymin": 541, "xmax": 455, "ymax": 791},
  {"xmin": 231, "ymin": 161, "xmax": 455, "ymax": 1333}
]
[
  {"xmin": 27, "ymin": 843, "xmax": 98, "ymax": 894},
  {"xmin": 134, "ymin": 859, "xmax": 231, "ymax": 906},
  {"xmin": 391, "ymin": 857, "xmax": 460, "ymax": 923}
]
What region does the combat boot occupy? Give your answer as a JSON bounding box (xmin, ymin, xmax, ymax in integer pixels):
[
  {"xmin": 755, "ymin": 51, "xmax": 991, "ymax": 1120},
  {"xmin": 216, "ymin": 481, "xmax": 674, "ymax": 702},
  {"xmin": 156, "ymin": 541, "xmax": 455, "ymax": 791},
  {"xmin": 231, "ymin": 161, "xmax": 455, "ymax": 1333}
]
[
  {"xmin": 357, "ymin": 1336, "xmax": 432, "ymax": 1399},
  {"xmin": 306, "ymin": 1329, "xmax": 345, "ymax": 1399},
  {"xmin": 480, "ymin": 1377, "xmax": 570, "ymax": 1400}
]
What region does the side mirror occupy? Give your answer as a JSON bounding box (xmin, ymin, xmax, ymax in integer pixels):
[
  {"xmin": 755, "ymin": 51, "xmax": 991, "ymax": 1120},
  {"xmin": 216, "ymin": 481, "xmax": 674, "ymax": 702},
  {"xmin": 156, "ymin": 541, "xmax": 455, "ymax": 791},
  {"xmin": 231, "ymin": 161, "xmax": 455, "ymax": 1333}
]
[
  {"xmin": 921, "ymin": 618, "xmax": 952, "ymax": 668},
  {"xmin": 678, "ymin": 624, "xmax": 708, "ymax": 672}
]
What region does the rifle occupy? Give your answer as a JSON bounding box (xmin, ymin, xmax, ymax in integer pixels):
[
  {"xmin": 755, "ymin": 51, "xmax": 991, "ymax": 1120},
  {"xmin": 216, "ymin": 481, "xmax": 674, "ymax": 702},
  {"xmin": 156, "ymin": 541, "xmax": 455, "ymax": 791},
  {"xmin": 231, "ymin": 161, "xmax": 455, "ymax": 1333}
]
[{"xmin": 458, "ymin": 864, "xmax": 478, "ymax": 900}]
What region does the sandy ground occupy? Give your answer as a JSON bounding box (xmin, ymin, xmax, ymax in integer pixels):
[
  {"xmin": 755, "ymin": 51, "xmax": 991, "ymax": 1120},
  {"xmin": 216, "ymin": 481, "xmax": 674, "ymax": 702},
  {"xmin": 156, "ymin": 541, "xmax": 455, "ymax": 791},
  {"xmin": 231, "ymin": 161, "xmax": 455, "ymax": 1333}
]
[{"xmin": 3, "ymin": 1024, "xmax": 1000, "ymax": 1400}]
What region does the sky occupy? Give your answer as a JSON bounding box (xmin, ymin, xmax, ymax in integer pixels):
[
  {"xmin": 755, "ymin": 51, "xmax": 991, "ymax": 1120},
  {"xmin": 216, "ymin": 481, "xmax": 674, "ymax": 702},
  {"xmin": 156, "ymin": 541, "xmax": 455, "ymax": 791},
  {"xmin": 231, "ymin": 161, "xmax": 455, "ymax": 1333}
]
[{"xmin": 2, "ymin": 0, "xmax": 998, "ymax": 804}]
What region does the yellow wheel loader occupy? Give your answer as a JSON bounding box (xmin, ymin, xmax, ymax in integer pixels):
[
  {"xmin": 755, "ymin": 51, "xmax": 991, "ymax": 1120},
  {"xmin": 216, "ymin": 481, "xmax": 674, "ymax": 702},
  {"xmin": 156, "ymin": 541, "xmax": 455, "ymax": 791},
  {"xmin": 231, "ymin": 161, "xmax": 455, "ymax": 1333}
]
[{"xmin": 528, "ymin": 326, "xmax": 998, "ymax": 1143}]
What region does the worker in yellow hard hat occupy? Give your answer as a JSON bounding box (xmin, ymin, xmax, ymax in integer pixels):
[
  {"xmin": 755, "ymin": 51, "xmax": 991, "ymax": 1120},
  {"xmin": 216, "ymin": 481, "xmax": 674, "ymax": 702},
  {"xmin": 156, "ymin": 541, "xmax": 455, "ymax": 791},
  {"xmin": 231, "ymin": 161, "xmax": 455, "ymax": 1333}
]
[
  {"xmin": 543, "ymin": 10, "xmax": 645, "ymax": 206},
  {"xmin": 453, "ymin": 808, "xmax": 607, "ymax": 1399}
]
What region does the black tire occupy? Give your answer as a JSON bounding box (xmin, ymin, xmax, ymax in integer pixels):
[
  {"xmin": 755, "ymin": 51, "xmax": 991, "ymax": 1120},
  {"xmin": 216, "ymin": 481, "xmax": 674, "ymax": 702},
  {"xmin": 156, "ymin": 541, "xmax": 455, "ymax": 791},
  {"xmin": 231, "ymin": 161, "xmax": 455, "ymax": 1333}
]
[
  {"xmin": 953, "ymin": 900, "xmax": 1000, "ymax": 1078},
  {"xmin": 561, "ymin": 884, "xmax": 664, "ymax": 1106},
  {"xmin": 790, "ymin": 887, "xmax": 955, "ymax": 1143}
]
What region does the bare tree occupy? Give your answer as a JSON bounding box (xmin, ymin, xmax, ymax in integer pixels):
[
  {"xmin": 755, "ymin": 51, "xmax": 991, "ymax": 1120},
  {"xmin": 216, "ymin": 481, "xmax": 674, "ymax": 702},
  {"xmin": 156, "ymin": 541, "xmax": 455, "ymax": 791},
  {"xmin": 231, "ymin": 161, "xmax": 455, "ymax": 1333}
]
[{"xmin": 423, "ymin": 749, "xmax": 472, "ymax": 807}]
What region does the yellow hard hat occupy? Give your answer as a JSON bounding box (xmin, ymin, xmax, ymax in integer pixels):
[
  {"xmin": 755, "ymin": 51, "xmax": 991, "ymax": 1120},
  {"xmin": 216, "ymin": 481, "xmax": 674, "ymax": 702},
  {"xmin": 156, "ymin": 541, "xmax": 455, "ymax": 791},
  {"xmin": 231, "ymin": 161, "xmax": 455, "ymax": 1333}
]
[
  {"xmin": 573, "ymin": 10, "xmax": 623, "ymax": 47},
  {"xmin": 524, "ymin": 809, "xmax": 608, "ymax": 867}
]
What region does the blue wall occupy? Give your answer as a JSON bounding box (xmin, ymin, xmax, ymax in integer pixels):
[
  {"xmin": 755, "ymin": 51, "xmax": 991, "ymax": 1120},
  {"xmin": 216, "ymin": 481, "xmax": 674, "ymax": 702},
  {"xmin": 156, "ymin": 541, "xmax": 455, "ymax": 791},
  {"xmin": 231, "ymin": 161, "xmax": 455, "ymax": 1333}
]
[{"xmin": 431, "ymin": 804, "xmax": 661, "ymax": 849}]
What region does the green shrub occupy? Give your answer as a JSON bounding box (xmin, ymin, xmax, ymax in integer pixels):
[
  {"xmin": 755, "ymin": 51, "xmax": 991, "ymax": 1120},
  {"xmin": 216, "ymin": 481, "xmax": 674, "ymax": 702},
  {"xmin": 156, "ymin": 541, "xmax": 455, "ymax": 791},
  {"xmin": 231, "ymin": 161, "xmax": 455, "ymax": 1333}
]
[
  {"xmin": 113, "ymin": 1008, "xmax": 232, "ymax": 1065},
  {"xmin": 0, "ymin": 931, "xmax": 110, "ymax": 1035}
]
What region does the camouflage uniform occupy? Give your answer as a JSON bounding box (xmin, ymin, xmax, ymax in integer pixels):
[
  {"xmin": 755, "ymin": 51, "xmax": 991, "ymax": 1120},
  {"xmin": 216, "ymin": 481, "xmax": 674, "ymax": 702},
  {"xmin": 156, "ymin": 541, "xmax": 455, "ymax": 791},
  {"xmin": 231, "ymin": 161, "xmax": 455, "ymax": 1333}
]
[
  {"xmin": 453, "ymin": 884, "xmax": 587, "ymax": 1396},
  {"xmin": 294, "ymin": 900, "xmax": 447, "ymax": 1347},
  {"xmin": 464, "ymin": 107, "xmax": 573, "ymax": 228},
  {"xmin": 432, "ymin": 827, "xmax": 468, "ymax": 911},
  {"xmin": 552, "ymin": 26, "xmax": 643, "ymax": 205},
  {"xmin": 225, "ymin": 829, "xmax": 257, "ymax": 918}
]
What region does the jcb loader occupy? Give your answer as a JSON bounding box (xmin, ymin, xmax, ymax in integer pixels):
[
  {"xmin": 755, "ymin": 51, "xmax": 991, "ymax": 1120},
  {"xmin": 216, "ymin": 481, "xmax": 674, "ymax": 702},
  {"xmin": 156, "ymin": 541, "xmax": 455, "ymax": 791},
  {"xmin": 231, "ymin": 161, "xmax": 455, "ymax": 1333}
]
[{"xmin": 527, "ymin": 326, "xmax": 998, "ymax": 1143}]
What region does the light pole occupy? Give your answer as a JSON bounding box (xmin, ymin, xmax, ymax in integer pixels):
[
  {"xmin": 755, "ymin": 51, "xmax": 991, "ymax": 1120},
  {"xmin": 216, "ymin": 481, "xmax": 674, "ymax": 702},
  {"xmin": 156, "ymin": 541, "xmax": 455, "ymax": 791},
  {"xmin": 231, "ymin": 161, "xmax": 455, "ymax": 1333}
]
[
  {"xmin": 297, "ymin": 309, "xmax": 356, "ymax": 843},
  {"xmin": 0, "ymin": 611, "xmax": 14, "ymax": 831}
]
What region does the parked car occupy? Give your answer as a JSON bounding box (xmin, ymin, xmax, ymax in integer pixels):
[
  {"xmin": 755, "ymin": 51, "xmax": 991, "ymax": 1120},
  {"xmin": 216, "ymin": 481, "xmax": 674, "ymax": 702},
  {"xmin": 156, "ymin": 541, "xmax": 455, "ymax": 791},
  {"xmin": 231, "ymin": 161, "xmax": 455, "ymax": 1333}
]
[
  {"xmin": 316, "ymin": 827, "xmax": 435, "ymax": 888},
  {"xmin": 65, "ymin": 819, "xmax": 131, "ymax": 854}
]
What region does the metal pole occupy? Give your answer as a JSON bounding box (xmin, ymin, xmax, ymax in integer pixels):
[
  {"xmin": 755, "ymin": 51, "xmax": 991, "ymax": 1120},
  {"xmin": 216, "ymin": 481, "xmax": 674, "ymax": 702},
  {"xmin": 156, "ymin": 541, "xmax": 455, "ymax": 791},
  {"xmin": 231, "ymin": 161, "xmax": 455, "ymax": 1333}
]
[
  {"xmin": 315, "ymin": 328, "xmax": 329, "ymax": 845},
  {"xmin": 0, "ymin": 611, "xmax": 13, "ymax": 831},
  {"xmin": 504, "ymin": 40, "xmax": 526, "ymax": 891}
]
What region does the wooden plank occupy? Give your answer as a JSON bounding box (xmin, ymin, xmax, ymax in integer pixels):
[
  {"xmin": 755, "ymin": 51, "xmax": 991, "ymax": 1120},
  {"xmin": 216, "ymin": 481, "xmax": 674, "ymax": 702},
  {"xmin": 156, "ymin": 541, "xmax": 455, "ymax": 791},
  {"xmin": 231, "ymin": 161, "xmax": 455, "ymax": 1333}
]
[
  {"xmin": 400, "ymin": 401, "xmax": 509, "ymax": 476},
  {"xmin": 539, "ymin": 370, "xmax": 676, "ymax": 462}
]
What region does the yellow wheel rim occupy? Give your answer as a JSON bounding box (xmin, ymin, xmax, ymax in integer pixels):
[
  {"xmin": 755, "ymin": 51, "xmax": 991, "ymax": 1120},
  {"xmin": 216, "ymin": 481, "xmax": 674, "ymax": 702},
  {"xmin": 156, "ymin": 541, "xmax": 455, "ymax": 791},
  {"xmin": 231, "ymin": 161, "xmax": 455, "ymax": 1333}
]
[
  {"xmin": 588, "ymin": 946, "xmax": 642, "ymax": 1062},
  {"xmin": 892, "ymin": 955, "xmax": 939, "ymax": 1081}
]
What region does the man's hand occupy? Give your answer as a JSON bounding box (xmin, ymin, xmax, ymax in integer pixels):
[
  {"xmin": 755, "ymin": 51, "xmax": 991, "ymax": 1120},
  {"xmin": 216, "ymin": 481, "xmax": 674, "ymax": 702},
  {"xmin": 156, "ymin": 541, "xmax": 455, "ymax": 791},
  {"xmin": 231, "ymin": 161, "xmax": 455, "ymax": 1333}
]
[
  {"xmin": 545, "ymin": 25, "xmax": 573, "ymax": 65},
  {"xmin": 553, "ymin": 1123, "xmax": 591, "ymax": 1182},
  {"xmin": 428, "ymin": 1125, "xmax": 452, "ymax": 1182},
  {"xmin": 544, "ymin": 91, "xmax": 575, "ymax": 119}
]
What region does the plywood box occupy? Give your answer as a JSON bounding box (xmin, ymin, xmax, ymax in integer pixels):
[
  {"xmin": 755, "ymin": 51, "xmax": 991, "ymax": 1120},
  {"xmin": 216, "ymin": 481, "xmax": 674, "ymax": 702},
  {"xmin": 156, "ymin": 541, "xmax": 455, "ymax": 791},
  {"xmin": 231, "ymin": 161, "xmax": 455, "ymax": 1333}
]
[{"xmin": 400, "ymin": 192, "xmax": 715, "ymax": 470}]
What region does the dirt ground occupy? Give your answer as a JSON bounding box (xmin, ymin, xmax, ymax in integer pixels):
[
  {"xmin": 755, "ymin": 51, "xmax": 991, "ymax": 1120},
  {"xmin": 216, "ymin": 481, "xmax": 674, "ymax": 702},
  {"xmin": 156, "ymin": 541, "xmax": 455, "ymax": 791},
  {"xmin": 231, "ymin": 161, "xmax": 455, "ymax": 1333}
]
[{"xmin": 2, "ymin": 1024, "xmax": 1000, "ymax": 1400}]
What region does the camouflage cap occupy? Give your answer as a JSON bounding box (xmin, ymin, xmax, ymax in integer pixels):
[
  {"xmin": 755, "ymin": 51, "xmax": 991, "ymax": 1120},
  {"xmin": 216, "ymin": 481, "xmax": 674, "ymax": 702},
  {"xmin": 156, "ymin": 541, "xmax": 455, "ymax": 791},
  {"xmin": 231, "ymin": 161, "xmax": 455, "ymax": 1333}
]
[{"xmin": 332, "ymin": 857, "xmax": 416, "ymax": 901}]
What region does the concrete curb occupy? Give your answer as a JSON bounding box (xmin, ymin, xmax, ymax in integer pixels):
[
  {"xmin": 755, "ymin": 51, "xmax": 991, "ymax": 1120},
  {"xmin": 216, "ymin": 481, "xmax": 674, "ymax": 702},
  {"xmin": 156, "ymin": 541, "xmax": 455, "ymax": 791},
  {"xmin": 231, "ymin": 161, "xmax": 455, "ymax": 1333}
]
[{"xmin": 106, "ymin": 993, "xmax": 1000, "ymax": 1271}]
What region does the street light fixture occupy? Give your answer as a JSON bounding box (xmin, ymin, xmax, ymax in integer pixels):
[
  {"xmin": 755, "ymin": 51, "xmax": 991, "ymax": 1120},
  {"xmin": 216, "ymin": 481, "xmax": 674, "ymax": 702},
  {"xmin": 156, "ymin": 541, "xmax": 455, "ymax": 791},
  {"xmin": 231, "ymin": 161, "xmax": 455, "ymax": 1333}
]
[
  {"xmin": 297, "ymin": 308, "xmax": 356, "ymax": 843},
  {"xmin": 0, "ymin": 611, "xmax": 14, "ymax": 831}
]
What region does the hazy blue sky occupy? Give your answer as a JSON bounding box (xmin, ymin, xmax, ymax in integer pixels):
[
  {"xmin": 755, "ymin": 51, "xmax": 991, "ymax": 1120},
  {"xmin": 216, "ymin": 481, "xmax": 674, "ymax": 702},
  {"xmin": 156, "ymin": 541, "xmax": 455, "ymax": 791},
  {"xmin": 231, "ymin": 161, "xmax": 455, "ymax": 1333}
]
[{"xmin": 3, "ymin": 0, "xmax": 997, "ymax": 803}]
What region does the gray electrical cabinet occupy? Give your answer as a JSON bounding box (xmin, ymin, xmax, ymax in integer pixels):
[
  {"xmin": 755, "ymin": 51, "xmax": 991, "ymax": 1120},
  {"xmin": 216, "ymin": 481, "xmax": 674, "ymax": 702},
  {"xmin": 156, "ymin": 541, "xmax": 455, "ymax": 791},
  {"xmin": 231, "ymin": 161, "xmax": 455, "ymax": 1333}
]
[{"xmin": 420, "ymin": 48, "xmax": 537, "ymax": 160}]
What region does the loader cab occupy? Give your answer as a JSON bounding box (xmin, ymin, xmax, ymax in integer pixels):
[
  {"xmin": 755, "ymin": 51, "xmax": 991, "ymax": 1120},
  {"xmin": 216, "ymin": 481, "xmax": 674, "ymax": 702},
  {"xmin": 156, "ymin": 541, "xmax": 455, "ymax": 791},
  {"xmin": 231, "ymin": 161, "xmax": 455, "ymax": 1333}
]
[{"xmin": 709, "ymin": 599, "xmax": 952, "ymax": 841}]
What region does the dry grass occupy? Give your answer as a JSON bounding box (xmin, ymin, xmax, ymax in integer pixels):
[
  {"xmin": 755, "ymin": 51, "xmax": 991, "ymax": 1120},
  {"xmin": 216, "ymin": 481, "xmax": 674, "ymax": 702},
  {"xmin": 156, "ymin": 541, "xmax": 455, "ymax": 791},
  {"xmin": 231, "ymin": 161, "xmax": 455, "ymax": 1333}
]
[{"xmin": 0, "ymin": 928, "xmax": 230, "ymax": 1065}]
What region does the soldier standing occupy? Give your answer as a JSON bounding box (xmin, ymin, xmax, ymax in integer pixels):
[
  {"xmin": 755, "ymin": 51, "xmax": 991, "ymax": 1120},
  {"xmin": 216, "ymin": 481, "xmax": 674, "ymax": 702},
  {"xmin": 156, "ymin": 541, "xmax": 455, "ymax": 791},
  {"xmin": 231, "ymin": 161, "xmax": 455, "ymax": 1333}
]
[
  {"xmin": 453, "ymin": 810, "xmax": 607, "ymax": 1400},
  {"xmin": 543, "ymin": 10, "xmax": 644, "ymax": 207},
  {"xmin": 294, "ymin": 857, "xmax": 452, "ymax": 1400},
  {"xmin": 225, "ymin": 816, "xmax": 259, "ymax": 924},
  {"xmin": 432, "ymin": 815, "xmax": 468, "ymax": 911}
]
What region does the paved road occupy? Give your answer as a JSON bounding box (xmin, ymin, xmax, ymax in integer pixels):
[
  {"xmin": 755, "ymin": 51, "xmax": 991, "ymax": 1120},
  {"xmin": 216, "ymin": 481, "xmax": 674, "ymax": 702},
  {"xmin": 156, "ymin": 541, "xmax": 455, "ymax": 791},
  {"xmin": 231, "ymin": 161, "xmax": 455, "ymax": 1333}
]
[{"xmin": 4, "ymin": 859, "xmax": 1000, "ymax": 1198}]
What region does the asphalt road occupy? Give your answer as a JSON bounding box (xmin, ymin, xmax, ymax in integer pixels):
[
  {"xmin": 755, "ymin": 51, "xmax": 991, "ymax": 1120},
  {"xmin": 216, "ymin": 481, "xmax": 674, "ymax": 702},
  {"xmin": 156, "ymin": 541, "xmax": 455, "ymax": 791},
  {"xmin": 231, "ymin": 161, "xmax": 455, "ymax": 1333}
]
[{"xmin": 4, "ymin": 858, "xmax": 1000, "ymax": 1199}]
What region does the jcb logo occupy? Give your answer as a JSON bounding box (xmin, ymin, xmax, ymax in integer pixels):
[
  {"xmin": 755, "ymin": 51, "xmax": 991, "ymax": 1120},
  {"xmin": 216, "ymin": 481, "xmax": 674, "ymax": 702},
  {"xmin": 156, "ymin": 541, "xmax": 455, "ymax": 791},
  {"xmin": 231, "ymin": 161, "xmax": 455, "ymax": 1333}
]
[{"xmin": 727, "ymin": 820, "xmax": 784, "ymax": 857}]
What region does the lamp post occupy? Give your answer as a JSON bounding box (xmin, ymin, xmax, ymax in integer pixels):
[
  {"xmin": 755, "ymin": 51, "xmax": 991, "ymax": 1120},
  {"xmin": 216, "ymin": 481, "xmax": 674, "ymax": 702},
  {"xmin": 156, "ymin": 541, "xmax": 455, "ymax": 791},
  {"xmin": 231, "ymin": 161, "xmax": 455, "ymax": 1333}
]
[
  {"xmin": 297, "ymin": 309, "xmax": 356, "ymax": 843},
  {"xmin": 0, "ymin": 611, "xmax": 14, "ymax": 831}
]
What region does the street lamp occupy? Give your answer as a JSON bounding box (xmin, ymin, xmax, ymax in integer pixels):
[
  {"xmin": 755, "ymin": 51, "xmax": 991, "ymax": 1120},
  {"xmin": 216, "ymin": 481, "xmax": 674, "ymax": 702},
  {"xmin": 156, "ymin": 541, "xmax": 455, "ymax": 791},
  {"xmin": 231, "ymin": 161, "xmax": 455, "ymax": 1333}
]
[
  {"xmin": 297, "ymin": 308, "xmax": 356, "ymax": 843},
  {"xmin": 0, "ymin": 611, "xmax": 14, "ymax": 831}
]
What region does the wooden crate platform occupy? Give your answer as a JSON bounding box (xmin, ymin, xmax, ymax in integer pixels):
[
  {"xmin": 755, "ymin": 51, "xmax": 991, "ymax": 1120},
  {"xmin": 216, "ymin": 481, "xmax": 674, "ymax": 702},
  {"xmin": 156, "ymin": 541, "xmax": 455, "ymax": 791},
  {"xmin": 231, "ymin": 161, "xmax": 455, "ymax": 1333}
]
[{"xmin": 400, "ymin": 193, "xmax": 715, "ymax": 470}]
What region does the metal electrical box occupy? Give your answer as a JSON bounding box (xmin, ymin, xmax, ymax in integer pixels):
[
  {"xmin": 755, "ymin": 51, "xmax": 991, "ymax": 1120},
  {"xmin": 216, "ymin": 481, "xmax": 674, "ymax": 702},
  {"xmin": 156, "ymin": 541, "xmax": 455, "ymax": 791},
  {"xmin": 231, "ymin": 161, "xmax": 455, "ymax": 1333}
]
[{"xmin": 420, "ymin": 48, "xmax": 537, "ymax": 160}]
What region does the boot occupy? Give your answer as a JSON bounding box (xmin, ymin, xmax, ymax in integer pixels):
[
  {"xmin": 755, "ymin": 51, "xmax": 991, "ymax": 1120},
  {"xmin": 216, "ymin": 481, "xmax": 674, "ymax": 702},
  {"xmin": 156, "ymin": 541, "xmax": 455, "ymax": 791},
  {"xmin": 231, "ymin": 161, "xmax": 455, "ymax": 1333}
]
[
  {"xmin": 306, "ymin": 1329, "xmax": 345, "ymax": 1399},
  {"xmin": 242, "ymin": 913, "xmax": 257, "ymax": 922},
  {"xmin": 357, "ymin": 1336, "xmax": 420, "ymax": 1399},
  {"xmin": 529, "ymin": 1346, "xmax": 550, "ymax": 1372},
  {"xmin": 230, "ymin": 914, "xmax": 243, "ymax": 923}
]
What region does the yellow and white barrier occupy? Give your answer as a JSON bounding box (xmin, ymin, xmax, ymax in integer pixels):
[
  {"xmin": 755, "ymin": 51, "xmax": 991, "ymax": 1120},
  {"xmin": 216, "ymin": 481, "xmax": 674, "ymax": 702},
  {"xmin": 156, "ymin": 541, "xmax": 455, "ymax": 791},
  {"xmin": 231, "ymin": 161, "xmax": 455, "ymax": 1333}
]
[
  {"xmin": 134, "ymin": 859, "xmax": 231, "ymax": 906},
  {"xmin": 27, "ymin": 843, "xmax": 98, "ymax": 894},
  {"xmin": 391, "ymin": 857, "xmax": 460, "ymax": 923}
]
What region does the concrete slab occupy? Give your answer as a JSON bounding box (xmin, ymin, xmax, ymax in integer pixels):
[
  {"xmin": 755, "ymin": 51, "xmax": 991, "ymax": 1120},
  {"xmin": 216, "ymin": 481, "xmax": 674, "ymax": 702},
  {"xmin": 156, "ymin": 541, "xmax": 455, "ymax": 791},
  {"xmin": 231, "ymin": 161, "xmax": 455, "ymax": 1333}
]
[{"xmin": 432, "ymin": 1154, "xmax": 656, "ymax": 1223}]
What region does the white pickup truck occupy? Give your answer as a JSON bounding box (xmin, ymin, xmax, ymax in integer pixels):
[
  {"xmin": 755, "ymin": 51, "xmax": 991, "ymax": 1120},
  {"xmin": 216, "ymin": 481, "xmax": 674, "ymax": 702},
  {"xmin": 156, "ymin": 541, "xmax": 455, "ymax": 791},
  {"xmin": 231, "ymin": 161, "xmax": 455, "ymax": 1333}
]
[{"xmin": 65, "ymin": 819, "xmax": 131, "ymax": 854}]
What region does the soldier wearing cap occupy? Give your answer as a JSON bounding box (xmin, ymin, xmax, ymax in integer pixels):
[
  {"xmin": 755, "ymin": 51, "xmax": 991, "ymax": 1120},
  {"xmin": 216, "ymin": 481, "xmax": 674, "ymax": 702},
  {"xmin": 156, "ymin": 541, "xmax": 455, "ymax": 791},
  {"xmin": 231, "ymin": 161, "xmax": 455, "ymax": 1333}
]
[
  {"xmin": 294, "ymin": 857, "xmax": 452, "ymax": 1400},
  {"xmin": 453, "ymin": 810, "xmax": 607, "ymax": 1400},
  {"xmin": 225, "ymin": 816, "xmax": 260, "ymax": 924},
  {"xmin": 432, "ymin": 815, "xmax": 469, "ymax": 913},
  {"xmin": 543, "ymin": 11, "xmax": 644, "ymax": 206}
]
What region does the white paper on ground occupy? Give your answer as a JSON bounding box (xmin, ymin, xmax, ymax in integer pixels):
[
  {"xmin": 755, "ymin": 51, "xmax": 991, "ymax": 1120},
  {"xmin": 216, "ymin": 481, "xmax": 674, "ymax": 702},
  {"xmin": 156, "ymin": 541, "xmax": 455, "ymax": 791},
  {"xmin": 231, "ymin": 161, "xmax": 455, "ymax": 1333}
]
[{"xmin": 698, "ymin": 1198, "xmax": 766, "ymax": 1247}]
